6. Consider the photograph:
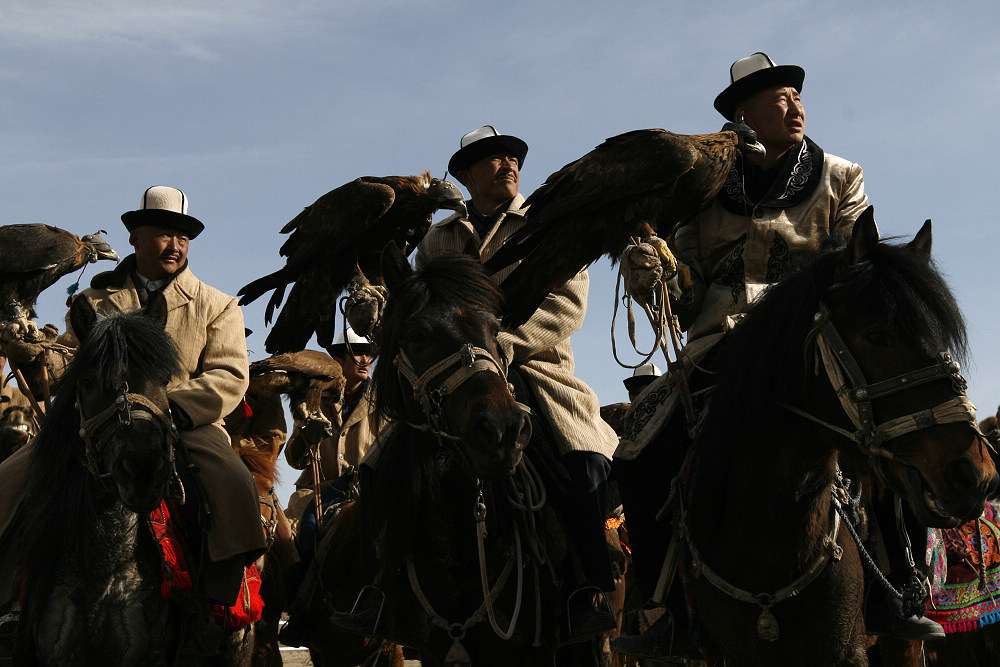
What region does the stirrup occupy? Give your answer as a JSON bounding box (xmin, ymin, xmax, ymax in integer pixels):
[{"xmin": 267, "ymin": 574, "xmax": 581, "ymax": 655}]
[
  {"xmin": 328, "ymin": 584, "xmax": 386, "ymax": 636},
  {"xmin": 565, "ymin": 585, "xmax": 615, "ymax": 640}
]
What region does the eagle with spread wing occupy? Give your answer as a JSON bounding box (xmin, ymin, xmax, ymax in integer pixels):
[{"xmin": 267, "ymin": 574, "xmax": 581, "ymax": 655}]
[
  {"xmin": 238, "ymin": 171, "xmax": 466, "ymax": 354},
  {"xmin": 0, "ymin": 224, "xmax": 119, "ymax": 320},
  {"xmin": 485, "ymin": 124, "xmax": 763, "ymax": 327}
]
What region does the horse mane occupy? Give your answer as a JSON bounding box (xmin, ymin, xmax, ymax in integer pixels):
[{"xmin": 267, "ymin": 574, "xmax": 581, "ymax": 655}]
[
  {"xmin": 370, "ymin": 251, "xmax": 504, "ymax": 568},
  {"xmin": 702, "ymin": 234, "xmax": 967, "ymax": 447},
  {"xmin": 16, "ymin": 310, "xmax": 180, "ymax": 629},
  {"xmin": 234, "ymin": 438, "xmax": 280, "ymax": 484}
]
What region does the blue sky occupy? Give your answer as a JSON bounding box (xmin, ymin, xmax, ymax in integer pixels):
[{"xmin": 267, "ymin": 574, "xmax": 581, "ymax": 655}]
[{"xmin": 5, "ymin": 1, "xmax": 1000, "ymax": 504}]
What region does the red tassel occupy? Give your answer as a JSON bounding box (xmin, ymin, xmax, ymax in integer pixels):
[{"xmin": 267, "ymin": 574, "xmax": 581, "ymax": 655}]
[
  {"xmin": 66, "ymin": 295, "xmax": 73, "ymax": 308},
  {"xmin": 241, "ymin": 396, "xmax": 253, "ymax": 418}
]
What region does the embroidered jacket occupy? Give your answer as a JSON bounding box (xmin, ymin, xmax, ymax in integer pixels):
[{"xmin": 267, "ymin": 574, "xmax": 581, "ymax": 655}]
[{"xmin": 673, "ymin": 137, "xmax": 869, "ymax": 342}]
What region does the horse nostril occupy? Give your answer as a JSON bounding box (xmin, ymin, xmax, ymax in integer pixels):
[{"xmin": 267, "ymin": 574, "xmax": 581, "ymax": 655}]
[{"xmin": 944, "ymin": 457, "xmax": 982, "ymax": 494}]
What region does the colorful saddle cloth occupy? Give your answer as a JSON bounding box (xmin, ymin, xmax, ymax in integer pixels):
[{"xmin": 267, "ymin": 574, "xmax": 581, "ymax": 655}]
[
  {"xmin": 148, "ymin": 498, "xmax": 264, "ymax": 629},
  {"xmin": 926, "ymin": 503, "xmax": 1000, "ymax": 633}
]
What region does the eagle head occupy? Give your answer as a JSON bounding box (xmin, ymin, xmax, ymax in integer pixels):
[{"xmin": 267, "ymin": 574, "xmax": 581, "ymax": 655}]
[
  {"xmin": 427, "ymin": 178, "xmax": 468, "ymax": 217},
  {"xmin": 81, "ymin": 230, "xmax": 120, "ymax": 264}
]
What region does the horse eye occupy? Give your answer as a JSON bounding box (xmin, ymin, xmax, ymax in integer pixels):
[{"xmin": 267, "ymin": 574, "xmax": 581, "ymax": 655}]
[{"xmin": 862, "ymin": 329, "xmax": 890, "ymax": 347}]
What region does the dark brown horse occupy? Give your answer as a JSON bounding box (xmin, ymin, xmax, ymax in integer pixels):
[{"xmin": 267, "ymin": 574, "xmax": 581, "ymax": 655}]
[
  {"xmin": 662, "ymin": 211, "xmax": 997, "ymax": 666},
  {"xmin": 14, "ymin": 294, "xmax": 255, "ymax": 665},
  {"xmin": 364, "ymin": 249, "xmax": 624, "ymax": 665}
]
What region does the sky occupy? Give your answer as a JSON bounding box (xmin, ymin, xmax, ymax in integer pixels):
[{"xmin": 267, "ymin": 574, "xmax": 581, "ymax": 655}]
[{"xmin": 4, "ymin": 1, "xmax": 1000, "ymax": 506}]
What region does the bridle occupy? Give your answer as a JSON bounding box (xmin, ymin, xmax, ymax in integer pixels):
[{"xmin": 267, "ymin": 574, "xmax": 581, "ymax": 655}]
[
  {"xmin": 780, "ymin": 302, "xmax": 982, "ymax": 486},
  {"xmin": 77, "ymin": 382, "xmax": 179, "ymax": 482},
  {"xmin": 394, "ymin": 342, "xmax": 513, "ymax": 440}
]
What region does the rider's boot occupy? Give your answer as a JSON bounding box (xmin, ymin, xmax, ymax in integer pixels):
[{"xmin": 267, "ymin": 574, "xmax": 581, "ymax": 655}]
[
  {"xmin": 327, "ymin": 584, "xmax": 386, "ymax": 637},
  {"xmin": 562, "ymin": 585, "xmax": 617, "ymax": 645},
  {"xmin": 864, "ymin": 586, "xmax": 945, "ymax": 641},
  {"xmin": 179, "ymin": 604, "xmax": 224, "ymax": 657},
  {"xmin": 610, "ymin": 601, "xmax": 697, "ymax": 659}
]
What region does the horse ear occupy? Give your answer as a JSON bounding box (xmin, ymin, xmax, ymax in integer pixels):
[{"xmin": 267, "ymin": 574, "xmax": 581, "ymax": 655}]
[
  {"xmin": 848, "ymin": 206, "xmax": 880, "ymax": 265},
  {"xmin": 69, "ymin": 296, "xmax": 98, "ymax": 343},
  {"xmin": 143, "ymin": 290, "xmax": 169, "ymax": 328},
  {"xmin": 380, "ymin": 242, "xmax": 413, "ymax": 292},
  {"xmin": 907, "ymin": 219, "xmax": 932, "ymax": 259}
]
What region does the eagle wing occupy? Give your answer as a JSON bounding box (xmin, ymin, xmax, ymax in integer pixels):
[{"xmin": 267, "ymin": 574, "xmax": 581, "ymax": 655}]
[{"xmin": 486, "ymin": 128, "xmax": 753, "ymax": 327}]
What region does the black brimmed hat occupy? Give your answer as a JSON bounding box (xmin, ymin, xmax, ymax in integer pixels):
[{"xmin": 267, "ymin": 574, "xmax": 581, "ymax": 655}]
[
  {"xmin": 714, "ymin": 52, "xmax": 805, "ymax": 121},
  {"xmin": 448, "ymin": 125, "xmax": 528, "ymax": 175},
  {"xmin": 121, "ymin": 186, "xmax": 205, "ymax": 239}
]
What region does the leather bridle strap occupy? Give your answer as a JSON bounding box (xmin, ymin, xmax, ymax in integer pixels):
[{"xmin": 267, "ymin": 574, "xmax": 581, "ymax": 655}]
[
  {"xmin": 77, "ymin": 385, "xmax": 179, "ymax": 480},
  {"xmin": 394, "ymin": 343, "xmax": 508, "ymax": 435}
]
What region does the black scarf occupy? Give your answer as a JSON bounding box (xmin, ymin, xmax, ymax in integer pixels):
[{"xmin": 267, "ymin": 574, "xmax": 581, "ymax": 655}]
[{"xmin": 717, "ymin": 136, "xmax": 825, "ymax": 214}]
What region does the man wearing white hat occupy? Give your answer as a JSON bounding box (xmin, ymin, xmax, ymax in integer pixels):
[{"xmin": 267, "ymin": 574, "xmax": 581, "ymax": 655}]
[
  {"xmin": 623, "ymin": 363, "xmax": 662, "ymax": 403},
  {"xmin": 328, "ymin": 126, "xmax": 620, "ymax": 644},
  {"xmin": 280, "ymin": 327, "xmax": 380, "ymax": 646},
  {"xmin": 612, "ymin": 53, "xmax": 939, "ymax": 657},
  {"xmin": 0, "ymin": 186, "xmax": 263, "ymax": 655}
]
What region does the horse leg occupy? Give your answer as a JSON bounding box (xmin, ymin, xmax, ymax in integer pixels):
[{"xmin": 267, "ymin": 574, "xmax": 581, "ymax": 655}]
[{"xmin": 875, "ymin": 637, "xmax": 925, "ymax": 666}]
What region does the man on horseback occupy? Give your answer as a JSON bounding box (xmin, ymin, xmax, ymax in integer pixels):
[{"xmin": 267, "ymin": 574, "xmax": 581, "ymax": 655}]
[
  {"xmin": 417, "ymin": 125, "xmax": 621, "ymax": 643},
  {"xmin": 611, "ymin": 53, "xmax": 940, "ymax": 658},
  {"xmin": 0, "ymin": 186, "xmax": 266, "ymax": 656},
  {"xmin": 279, "ymin": 327, "xmax": 380, "ymax": 647}
]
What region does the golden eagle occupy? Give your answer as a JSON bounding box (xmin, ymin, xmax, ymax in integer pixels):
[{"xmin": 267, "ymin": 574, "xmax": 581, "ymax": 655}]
[
  {"xmin": 238, "ymin": 172, "xmax": 466, "ymax": 354},
  {"xmin": 485, "ymin": 125, "xmax": 763, "ymax": 327},
  {"xmin": 246, "ymin": 350, "xmax": 346, "ymax": 425},
  {"xmin": 0, "ymin": 224, "xmax": 119, "ymax": 319}
]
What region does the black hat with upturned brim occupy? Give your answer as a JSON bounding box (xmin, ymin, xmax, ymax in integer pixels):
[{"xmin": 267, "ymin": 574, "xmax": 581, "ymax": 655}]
[
  {"xmin": 714, "ymin": 52, "xmax": 804, "ymax": 121},
  {"xmin": 448, "ymin": 125, "xmax": 528, "ymax": 175},
  {"xmin": 121, "ymin": 185, "xmax": 205, "ymax": 239}
]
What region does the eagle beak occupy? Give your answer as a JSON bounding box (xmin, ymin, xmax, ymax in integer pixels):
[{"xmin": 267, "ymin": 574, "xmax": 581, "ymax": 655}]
[
  {"xmin": 429, "ymin": 179, "xmax": 468, "ymax": 217},
  {"xmin": 82, "ymin": 231, "xmax": 120, "ymax": 263}
]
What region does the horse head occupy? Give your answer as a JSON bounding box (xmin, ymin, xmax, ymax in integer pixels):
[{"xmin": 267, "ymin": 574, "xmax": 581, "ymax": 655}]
[
  {"xmin": 376, "ymin": 247, "xmax": 531, "ymax": 480},
  {"xmin": 806, "ymin": 208, "xmax": 997, "ymax": 527},
  {"xmin": 69, "ymin": 292, "xmax": 181, "ymax": 513}
]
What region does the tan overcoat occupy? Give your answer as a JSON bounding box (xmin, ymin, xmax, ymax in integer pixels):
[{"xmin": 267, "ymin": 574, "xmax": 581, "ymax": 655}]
[
  {"xmin": 416, "ymin": 194, "xmax": 618, "ymax": 459},
  {"xmin": 0, "ymin": 260, "xmax": 263, "ymax": 562},
  {"xmin": 285, "ymin": 384, "xmax": 379, "ymax": 524}
]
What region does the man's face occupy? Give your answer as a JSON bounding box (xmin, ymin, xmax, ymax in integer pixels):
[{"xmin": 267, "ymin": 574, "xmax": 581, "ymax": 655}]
[
  {"xmin": 130, "ymin": 225, "xmax": 189, "ymax": 280},
  {"xmin": 335, "ymin": 349, "xmax": 373, "ymax": 391},
  {"xmin": 458, "ymin": 152, "xmax": 520, "ymax": 212},
  {"xmin": 739, "ymin": 85, "xmax": 806, "ymax": 157}
]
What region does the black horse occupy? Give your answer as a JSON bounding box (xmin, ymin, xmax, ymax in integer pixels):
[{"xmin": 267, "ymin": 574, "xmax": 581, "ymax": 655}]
[
  {"xmin": 364, "ymin": 250, "xmax": 621, "ymax": 666},
  {"xmin": 15, "ymin": 294, "xmax": 254, "ymax": 665},
  {"xmin": 658, "ymin": 210, "xmax": 997, "ymax": 665}
]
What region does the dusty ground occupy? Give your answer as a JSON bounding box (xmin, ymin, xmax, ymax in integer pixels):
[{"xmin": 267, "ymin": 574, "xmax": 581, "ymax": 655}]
[{"xmin": 279, "ymin": 646, "xmax": 421, "ymax": 666}]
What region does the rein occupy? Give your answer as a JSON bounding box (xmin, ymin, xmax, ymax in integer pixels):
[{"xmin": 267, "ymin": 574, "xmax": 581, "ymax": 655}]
[
  {"xmin": 780, "ymin": 302, "xmax": 980, "ymax": 487},
  {"xmin": 77, "ymin": 383, "xmax": 179, "ymax": 481}
]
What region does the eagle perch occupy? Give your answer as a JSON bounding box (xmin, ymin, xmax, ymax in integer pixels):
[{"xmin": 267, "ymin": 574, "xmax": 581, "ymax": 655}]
[
  {"xmin": 485, "ymin": 124, "xmax": 763, "ymax": 327},
  {"xmin": 238, "ymin": 171, "xmax": 466, "ymax": 354}
]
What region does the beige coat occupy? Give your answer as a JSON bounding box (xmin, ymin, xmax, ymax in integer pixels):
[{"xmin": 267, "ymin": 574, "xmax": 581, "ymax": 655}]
[
  {"xmin": 0, "ymin": 260, "xmax": 263, "ymax": 562},
  {"xmin": 416, "ymin": 194, "xmax": 618, "ymax": 459},
  {"xmin": 285, "ymin": 384, "xmax": 379, "ymax": 524}
]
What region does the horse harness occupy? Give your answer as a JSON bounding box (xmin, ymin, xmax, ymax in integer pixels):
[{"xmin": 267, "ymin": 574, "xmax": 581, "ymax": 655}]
[
  {"xmin": 76, "ymin": 382, "xmax": 179, "ymax": 482},
  {"xmin": 393, "ymin": 342, "xmax": 550, "ymax": 660},
  {"xmin": 783, "ymin": 301, "xmax": 983, "ymax": 487},
  {"xmin": 677, "ymin": 301, "xmax": 981, "ymax": 643},
  {"xmin": 394, "ymin": 341, "xmax": 526, "ymax": 441}
]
